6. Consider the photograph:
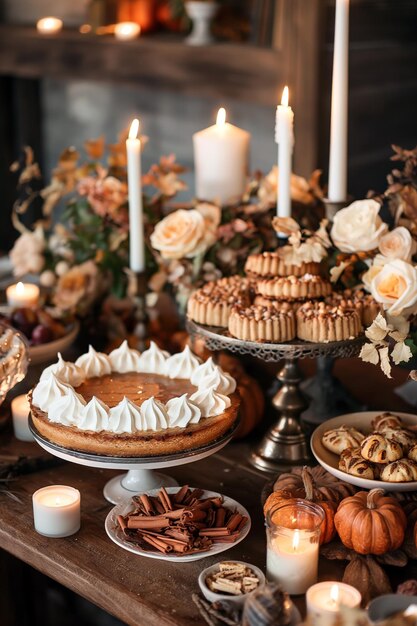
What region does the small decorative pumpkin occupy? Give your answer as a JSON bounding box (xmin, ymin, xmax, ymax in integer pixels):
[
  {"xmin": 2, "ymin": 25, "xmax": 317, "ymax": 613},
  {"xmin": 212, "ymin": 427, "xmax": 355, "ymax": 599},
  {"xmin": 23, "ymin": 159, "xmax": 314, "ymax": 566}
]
[
  {"xmin": 264, "ymin": 467, "xmax": 337, "ymax": 545},
  {"xmin": 335, "ymin": 488, "xmax": 406, "ymax": 555},
  {"xmin": 273, "ymin": 465, "xmax": 356, "ymax": 504},
  {"xmin": 343, "ymin": 555, "xmax": 392, "ymax": 606}
]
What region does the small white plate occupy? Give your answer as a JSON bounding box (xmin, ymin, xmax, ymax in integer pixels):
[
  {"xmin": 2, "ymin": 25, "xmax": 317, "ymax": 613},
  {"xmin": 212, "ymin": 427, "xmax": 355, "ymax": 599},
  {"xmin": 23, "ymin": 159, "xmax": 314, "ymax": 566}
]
[
  {"xmin": 311, "ymin": 411, "xmax": 417, "ymax": 492},
  {"xmin": 105, "ymin": 487, "xmax": 251, "ymax": 562}
]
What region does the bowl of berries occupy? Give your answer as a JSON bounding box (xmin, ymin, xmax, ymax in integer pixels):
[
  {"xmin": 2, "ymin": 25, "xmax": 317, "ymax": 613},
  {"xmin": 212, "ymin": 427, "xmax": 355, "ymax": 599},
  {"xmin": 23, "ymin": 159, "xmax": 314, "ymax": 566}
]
[{"xmin": 0, "ymin": 307, "xmax": 79, "ymax": 365}]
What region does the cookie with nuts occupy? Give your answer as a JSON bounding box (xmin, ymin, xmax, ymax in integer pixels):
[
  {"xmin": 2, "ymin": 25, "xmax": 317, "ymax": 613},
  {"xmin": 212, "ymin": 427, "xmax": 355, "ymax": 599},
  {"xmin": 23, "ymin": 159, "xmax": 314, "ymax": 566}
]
[
  {"xmin": 322, "ymin": 426, "xmax": 365, "ymax": 455},
  {"xmin": 255, "ymin": 274, "xmax": 332, "ymax": 302},
  {"xmin": 360, "ymin": 433, "xmax": 403, "ymax": 464}
]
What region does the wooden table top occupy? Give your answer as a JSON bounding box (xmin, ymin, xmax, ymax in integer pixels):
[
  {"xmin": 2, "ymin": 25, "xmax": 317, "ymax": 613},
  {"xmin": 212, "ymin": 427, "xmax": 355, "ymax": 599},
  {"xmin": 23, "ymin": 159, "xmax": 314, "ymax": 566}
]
[
  {"xmin": 0, "ymin": 424, "xmax": 351, "ymax": 626},
  {"xmin": 1, "ymin": 353, "xmax": 416, "ymax": 625}
]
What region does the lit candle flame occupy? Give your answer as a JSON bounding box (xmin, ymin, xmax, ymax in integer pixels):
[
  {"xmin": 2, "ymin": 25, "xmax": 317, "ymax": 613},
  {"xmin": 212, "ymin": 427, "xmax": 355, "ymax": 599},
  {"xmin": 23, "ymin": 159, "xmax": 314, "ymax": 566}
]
[
  {"xmin": 216, "ymin": 107, "xmax": 226, "ymax": 127},
  {"xmin": 330, "ymin": 584, "xmax": 340, "ymax": 606},
  {"xmin": 129, "ymin": 118, "xmax": 140, "ymax": 140},
  {"xmin": 16, "ymin": 282, "xmax": 25, "ymax": 294},
  {"xmin": 281, "ymin": 86, "xmax": 289, "ymax": 107},
  {"xmin": 292, "ymin": 529, "xmax": 300, "ymax": 552},
  {"xmin": 37, "ymin": 17, "xmax": 63, "ymax": 33}
]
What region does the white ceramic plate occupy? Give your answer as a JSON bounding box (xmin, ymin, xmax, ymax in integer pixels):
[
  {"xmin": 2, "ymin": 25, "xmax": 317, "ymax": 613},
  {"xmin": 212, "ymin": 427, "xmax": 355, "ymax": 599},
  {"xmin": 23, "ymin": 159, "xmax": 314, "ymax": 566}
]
[
  {"xmin": 29, "ymin": 321, "xmax": 79, "ymax": 365},
  {"xmin": 311, "ymin": 411, "xmax": 417, "ymax": 492},
  {"xmin": 105, "ymin": 487, "xmax": 251, "ymax": 562}
]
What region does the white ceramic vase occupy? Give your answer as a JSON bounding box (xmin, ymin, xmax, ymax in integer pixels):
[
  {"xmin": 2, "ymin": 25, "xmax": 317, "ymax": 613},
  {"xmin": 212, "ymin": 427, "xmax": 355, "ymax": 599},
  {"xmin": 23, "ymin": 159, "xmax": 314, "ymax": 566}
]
[{"xmin": 185, "ymin": 1, "xmax": 218, "ymax": 46}]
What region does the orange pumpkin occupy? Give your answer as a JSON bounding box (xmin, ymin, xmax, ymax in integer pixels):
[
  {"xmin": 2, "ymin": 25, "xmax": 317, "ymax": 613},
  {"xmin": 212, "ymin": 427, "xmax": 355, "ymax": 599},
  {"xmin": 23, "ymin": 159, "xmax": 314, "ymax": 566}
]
[
  {"xmin": 273, "ymin": 466, "xmax": 356, "ymax": 504},
  {"xmin": 264, "ymin": 467, "xmax": 337, "ymax": 545},
  {"xmin": 335, "ymin": 488, "xmax": 406, "ymax": 555}
]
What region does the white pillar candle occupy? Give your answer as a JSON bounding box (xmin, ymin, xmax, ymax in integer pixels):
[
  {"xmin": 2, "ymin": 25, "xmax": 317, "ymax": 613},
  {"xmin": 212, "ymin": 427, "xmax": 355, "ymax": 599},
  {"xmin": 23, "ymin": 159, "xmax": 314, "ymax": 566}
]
[
  {"xmin": 307, "ymin": 582, "xmax": 362, "ymax": 626},
  {"xmin": 6, "ymin": 282, "xmax": 40, "ymax": 307},
  {"xmin": 126, "ymin": 119, "xmax": 145, "ymax": 273},
  {"xmin": 328, "ymin": 0, "xmax": 350, "ymax": 202},
  {"xmin": 267, "ymin": 527, "xmax": 320, "ymax": 595},
  {"xmin": 193, "ymin": 107, "xmax": 250, "ymax": 205},
  {"xmin": 11, "ymin": 395, "xmax": 34, "ymax": 442},
  {"xmin": 36, "ymin": 17, "xmax": 63, "ymax": 35},
  {"xmin": 275, "ymin": 86, "xmax": 294, "ymax": 218},
  {"xmin": 33, "ymin": 485, "xmax": 81, "ymax": 537},
  {"xmin": 114, "ymin": 22, "xmax": 141, "ymax": 41}
]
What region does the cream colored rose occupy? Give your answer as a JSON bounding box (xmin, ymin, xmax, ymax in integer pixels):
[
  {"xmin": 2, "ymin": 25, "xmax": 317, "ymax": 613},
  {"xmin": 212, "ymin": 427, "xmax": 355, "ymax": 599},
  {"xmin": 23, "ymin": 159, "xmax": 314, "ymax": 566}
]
[
  {"xmin": 361, "ymin": 254, "xmax": 387, "ymax": 291},
  {"xmin": 9, "ymin": 227, "xmax": 45, "ymax": 276},
  {"xmin": 371, "ymin": 259, "xmax": 417, "ymax": 316},
  {"xmin": 150, "ymin": 204, "xmax": 220, "ymax": 260},
  {"xmin": 330, "ymin": 199, "xmax": 388, "ymax": 253},
  {"xmin": 379, "ymin": 226, "xmax": 416, "ymax": 262}
]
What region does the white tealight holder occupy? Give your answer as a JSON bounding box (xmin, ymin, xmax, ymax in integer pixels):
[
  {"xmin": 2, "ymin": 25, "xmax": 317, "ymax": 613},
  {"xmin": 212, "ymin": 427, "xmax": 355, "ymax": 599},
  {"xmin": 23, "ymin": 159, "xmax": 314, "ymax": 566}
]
[
  {"xmin": 32, "ymin": 485, "xmax": 81, "ymax": 537},
  {"xmin": 306, "ymin": 581, "xmax": 362, "ymax": 625},
  {"xmin": 11, "ymin": 395, "xmax": 34, "ymax": 442}
]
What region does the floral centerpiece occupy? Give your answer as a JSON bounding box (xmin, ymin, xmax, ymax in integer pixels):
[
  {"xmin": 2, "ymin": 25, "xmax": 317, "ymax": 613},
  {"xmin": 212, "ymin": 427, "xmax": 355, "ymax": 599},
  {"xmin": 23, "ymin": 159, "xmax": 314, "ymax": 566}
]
[{"xmin": 328, "ymin": 145, "xmax": 417, "ymax": 377}]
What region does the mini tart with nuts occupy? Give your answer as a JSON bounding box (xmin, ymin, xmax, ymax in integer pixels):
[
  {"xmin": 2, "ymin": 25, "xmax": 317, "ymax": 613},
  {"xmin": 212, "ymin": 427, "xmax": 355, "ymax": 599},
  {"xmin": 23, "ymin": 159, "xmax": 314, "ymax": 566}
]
[
  {"xmin": 187, "ymin": 276, "xmax": 251, "ymax": 328},
  {"xmin": 296, "ymin": 302, "xmax": 362, "ymax": 343},
  {"xmin": 255, "ymin": 274, "xmax": 332, "ymax": 302},
  {"xmin": 326, "ymin": 288, "xmax": 382, "ymax": 327},
  {"xmin": 228, "ymin": 304, "xmax": 296, "ymax": 343},
  {"xmin": 245, "ymin": 251, "xmax": 320, "ymax": 278}
]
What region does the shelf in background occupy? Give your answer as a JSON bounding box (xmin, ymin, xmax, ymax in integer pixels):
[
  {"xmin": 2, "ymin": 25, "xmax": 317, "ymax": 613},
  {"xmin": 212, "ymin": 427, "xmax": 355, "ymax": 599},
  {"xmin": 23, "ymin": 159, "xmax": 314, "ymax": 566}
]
[{"xmin": 0, "ymin": 25, "xmax": 283, "ymax": 106}]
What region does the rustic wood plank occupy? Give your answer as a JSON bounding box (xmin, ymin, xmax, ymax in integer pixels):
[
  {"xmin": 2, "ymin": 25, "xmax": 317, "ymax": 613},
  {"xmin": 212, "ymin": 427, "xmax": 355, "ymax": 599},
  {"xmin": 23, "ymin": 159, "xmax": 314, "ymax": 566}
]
[
  {"xmin": 0, "ymin": 430, "xmax": 268, "ymax": 626},
  {"xmin": 0, "ymin": 26, "xmax": 284, "ymax": 108}
]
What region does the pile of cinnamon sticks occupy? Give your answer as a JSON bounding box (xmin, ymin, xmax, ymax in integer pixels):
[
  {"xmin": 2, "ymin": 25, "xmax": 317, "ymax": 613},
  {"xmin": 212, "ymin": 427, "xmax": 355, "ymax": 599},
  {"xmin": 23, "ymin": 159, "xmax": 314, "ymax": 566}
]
[{"xmin": 116, "ymin": 485, "xmax": 248, "ymax": 556}]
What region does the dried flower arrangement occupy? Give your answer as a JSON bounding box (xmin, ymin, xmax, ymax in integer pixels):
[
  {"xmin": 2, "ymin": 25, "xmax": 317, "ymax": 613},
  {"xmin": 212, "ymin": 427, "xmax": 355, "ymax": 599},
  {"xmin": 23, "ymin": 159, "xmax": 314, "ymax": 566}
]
[{"xmin": 8, "ymin": 138, "xmax": 322, "ymax": 332}]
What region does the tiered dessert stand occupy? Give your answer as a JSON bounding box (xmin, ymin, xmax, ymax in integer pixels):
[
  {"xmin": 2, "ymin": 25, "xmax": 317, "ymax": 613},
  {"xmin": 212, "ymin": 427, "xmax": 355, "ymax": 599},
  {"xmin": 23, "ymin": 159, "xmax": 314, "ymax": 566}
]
[
  {"xmin": 30, "ymin": 416, "xmax": 238, "ymax": 504},
  {"xmin": 187, "ymin": 319, "xmax": 364, "ymax": 472}
]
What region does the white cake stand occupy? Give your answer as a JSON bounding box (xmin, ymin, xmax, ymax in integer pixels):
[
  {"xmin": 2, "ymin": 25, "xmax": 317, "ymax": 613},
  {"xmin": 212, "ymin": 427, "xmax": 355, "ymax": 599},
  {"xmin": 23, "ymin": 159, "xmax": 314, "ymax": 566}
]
[{"xmin": 29, "ymin": 416, "xmax": 238, "ymax": 504}]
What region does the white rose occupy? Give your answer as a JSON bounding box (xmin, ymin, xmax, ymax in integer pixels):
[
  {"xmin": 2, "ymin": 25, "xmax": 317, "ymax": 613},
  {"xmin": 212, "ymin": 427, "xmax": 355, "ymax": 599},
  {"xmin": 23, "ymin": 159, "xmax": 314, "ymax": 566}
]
[
  {"xmin": 371, "ymin": 258, "xmax": 417, "ymax": 316},
  {"xmin": 379, "ymin": 226, "xmax": 416, "ymax": 262},
  {"xmin": 330, "ymin": 199, "xmax": 388, "ymax": 253},
  {"xmin": 150, "ymin": 205, "xmax": 220, "ymax": 260},
  {"xmin": 361, "ymin": 254, "xmax": 387, "ymax": 291},
  {"xmin": 9, "ymin": 228, "xmax": 45, "ymax": 276}
]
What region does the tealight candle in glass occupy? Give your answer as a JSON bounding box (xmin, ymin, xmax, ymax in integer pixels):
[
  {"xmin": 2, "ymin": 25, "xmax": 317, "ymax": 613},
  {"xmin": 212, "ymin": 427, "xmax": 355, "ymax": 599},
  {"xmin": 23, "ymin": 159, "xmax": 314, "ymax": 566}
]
[
  {"xmin": 306, "ymin": 581, "xmax": 362, "ymax": 626},
  {"xmin": 33, "ymin": 485, "xmax": 80, "ymax": 537},
  {"xmin": 266, "ymin": 499, "xmax": 324, "ymax": 595},
  {"xmin": 6, "ymin": 282, "xmax": 40, "ymax": 307}
]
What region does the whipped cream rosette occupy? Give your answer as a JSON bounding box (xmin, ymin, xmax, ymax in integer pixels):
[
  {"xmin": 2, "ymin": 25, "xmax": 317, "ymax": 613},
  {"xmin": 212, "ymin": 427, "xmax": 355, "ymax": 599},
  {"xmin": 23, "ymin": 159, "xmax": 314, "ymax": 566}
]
[
  {"xmin": 109, "ymin": 341, "xmax": 141, "ymax": 373},
  {"xmin": 108, "ymin": 397, "xmax": 142, "ymax": 434},
  {"xmin": 164, "ymin": 345, "xmax": 201, "ymax": 379},
  {"xmin": 75, "ymin": 345, "xmax": 112, "ymax": 378},
  {"xmin": 190, "ymin": 388, "xmax": 231, "ymax": 418},
  {"xmin": 78, "ymin": 396, "xmax": 110, "ymax": 432},
  {"xmin": 166, "ymin": 394, "xmax": 201, "ymax": 427},
  {"xmin": 32, "ymin": 373, "xmax": 72, "ymax": 412},
  {"xmin": 41, "ymin": 352, "xmax": 85, "ymax": 387},
  {"xmin": 136, "ymin": 341, "xmax": 169, "ymax": 374}
]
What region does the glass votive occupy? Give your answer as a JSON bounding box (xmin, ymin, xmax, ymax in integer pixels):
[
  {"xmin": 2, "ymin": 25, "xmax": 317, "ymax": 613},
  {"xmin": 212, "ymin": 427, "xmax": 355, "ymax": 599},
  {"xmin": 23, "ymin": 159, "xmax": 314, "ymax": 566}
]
[
  {"xmin": 306, "ymin": 581, "xmax": 362, "ymax": 625},
  {"xmin": 6, "ymin": 282, "xmax": 40, "ymax": 307},
  {"xmin": 11, "ymin": 394, "xmax": 34, "ymax": 441},
  {"xmin": 33, "ymin": 485, "xmax": 81, "ymax": 537},
  {"xmin": 266, "ymin": 499, "xmax": 324, "ymax": 595}
]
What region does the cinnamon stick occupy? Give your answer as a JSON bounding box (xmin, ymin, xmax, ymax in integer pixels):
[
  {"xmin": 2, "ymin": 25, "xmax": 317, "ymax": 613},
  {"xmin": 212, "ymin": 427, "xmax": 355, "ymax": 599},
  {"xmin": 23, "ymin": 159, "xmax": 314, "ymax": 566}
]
[
  {"xmin": 141, "ymin": 534, "xmax": 173, "ymax": 554},
  {"xmin": 227, "ymin": 512, "xmax": 243, "ymax": 532},
  {"xmin": 173, "ymin": 485, "xmax": 189, "ymax": 503},
  {"xmin": 139, "ymin": 494, "xmax": 154, "ymax": 516},
  {"xmin": 127, "ymin": 517, "xmax": 170, "ymax": 530},
  {"xmin": 159, "ymin": 487, "xmax": 173, "ymax": 512},
  {"xmin": 215, "ymin": 508, "xmax": 226, "ymax": 528}
]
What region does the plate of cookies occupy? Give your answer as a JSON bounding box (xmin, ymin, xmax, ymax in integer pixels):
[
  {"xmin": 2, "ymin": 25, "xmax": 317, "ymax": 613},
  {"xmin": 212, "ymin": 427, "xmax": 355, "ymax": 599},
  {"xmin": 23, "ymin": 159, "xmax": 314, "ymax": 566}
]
[{"xmin": 311, "ymin": 411, "xmax": 417, "ymax": 491}]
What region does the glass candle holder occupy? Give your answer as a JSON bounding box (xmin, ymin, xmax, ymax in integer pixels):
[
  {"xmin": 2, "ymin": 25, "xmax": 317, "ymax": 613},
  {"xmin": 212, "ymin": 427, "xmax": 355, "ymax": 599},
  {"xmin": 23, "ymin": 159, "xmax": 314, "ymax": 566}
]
[{"xmin": 266, "ymin": 499, "xmax": 324, "ymax": 595}]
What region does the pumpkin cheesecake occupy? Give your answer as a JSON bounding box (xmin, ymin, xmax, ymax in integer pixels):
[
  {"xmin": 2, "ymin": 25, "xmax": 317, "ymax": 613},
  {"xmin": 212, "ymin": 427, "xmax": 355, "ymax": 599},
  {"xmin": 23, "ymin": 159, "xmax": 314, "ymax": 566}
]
[{"xmin": 30, "ymin": 342, "xmax": 239, "ymax": 457}]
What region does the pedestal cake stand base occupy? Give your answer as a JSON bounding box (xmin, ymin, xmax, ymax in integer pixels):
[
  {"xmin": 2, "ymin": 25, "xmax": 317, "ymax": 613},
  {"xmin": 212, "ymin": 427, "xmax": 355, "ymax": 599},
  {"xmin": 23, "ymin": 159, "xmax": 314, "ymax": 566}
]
[
  {"xmin": 29, "ymin": 417, "xmax": 238, "ymax": 504},
  {"xmin": 187, "ymin": 320, "xmax": 364, "ymax": 473}
]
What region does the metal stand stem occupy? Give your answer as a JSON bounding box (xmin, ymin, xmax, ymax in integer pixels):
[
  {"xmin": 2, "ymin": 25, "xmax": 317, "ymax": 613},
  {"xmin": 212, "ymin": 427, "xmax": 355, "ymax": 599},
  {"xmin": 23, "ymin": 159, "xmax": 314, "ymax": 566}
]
[
  {"xmin": 251, "ymin": 358, "xmax": 311, "ymax": 472},
  {"xmin": 323, "ymin": 197, "xmax": 351, "ymax": 221},
  {"xmin": 301, "ymin": 355, "xmax": 366, "ymax": 425},
  {"xmin": 133, "ymin": 272, "xmax": 149, "ymax": 351}
]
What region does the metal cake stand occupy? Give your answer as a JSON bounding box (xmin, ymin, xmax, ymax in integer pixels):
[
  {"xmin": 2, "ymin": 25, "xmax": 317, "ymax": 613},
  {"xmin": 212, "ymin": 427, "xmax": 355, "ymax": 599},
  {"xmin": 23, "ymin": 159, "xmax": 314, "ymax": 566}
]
[
  {"xmin": 29, "ymin": 416, "xmax": 238, "ymax": 504},
  {"xmin": 186, "ymin": 320, "xmax": 364, "ymax": 473}
]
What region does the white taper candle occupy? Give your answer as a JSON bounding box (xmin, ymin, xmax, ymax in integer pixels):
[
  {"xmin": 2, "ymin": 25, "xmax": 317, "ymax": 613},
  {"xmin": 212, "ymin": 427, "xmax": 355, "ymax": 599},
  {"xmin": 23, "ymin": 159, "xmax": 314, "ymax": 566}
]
[
  {"xmin": 328, "ymin": 0, "xmax": 350, "ymax": 202},
  {"xmin": 126, "ymin": 119, "xmax": 145, "ymax": 272}
]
